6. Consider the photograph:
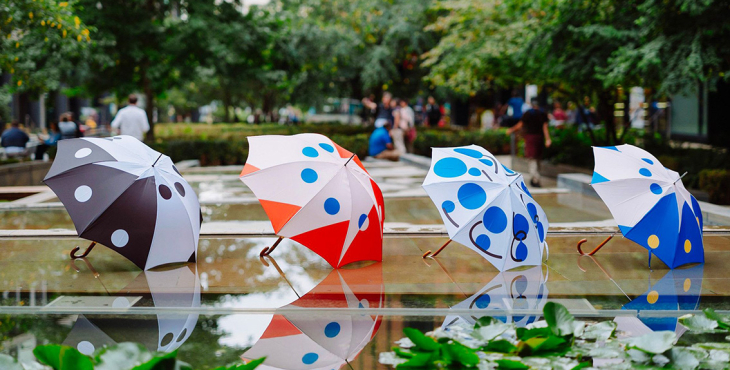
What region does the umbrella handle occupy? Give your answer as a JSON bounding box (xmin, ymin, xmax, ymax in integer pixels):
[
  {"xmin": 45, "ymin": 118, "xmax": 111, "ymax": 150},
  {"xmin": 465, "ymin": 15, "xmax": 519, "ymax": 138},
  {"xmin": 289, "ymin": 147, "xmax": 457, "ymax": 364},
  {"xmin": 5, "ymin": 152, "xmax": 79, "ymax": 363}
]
[
  {"xmin": 71, "ymin": 241, "xmax": 97, "ymax": 259},
  {"xmin": 260, "ymin": 237, "xmax": 284, "ymax": 257},
  {"xmin": 423, "ymin": 239, "xmax": 451, "ymax": 258},
  {"xmin": 576, "ymin": 234, "xmax": 614, "ymax": 256}
]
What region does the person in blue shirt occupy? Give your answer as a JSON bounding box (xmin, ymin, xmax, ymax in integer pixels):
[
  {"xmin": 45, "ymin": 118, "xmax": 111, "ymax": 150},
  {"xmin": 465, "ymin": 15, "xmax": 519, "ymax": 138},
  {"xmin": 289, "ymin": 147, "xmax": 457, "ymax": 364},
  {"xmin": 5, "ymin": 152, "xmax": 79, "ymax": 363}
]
[
  {"xmin": 1, "ymin": 121, "xmax": 30, "ymax": 156},
  {"xmin": 369, "ymin": 122, "xmax": 399, "ymax": 161},
  {"xmin": 501, "ymin": 89, "xmax": 524, "ymax": 128},
  {"xmin": 35, "ymin": 121, "xmax": 62, "ymax": 160}
]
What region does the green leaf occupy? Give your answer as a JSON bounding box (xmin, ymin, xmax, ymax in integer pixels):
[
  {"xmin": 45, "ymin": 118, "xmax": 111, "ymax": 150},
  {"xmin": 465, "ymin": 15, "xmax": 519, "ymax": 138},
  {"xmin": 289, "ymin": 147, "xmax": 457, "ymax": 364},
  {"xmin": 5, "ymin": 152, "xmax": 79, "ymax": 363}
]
[
  {"xmin": 393, "ymin": 347, "xmax": 416, "ymax": 358},
  {"xmin": 704, "ymin": 308, "xmax": 730, "ymax": 329},
  {"xmin": 0, "ymin": 354, "xmax": 23, "ymax": 370},
  {"xmin": 516, "ymin": 327, "xmax": 552, "ymax": 341},
  {"xmin": 403, "ymin": 328, "xmax": 440, "ymax": 352},
  {"xmin": 496, "ymin": 359, "xmax": 529, "ymax": 369},
  {"xmin": 679, "ymin": 314, "xmax": 721, "ymax": 332},
  {"xmin": 130, "ymin": 351, "xmax": 178, "ymax": 370},
  {"xmin": 524, "ymin": 335, "xmax": 568, "ymax": 355},
  {"xmin": 580, "ymin": 321, "xmax": 617, "ymax": 341},
  {"xmin": 475, "ymin": 316, "xmax": 500, "ymax": 328},
  {"xmin": 238, "ymin": 357, "xmax": 266, "ymax": 370},
  {"xmin": 667, "ymin": 347, "xmax": 704, "ymax": 369},
  {"xmin": 623, "ymin": 331, "xmax": 676, "ymax": 354},
  {"xmin": 543, "ymin": 302, "xmax": 576, "ymax": 337},
  {"xmin": 483, "ymin": 340, "xmax": 518, "ymax": 354},
  {"xmin": 474, "ymin": 323, "xmax": 512, "ymax": 342},
  {"xmin": 570, "ymin": 361, "xmax": 591, "ymax": 370},
  {"xmin": 33, "ymin": 345, "xmax": 94, "ymax": 370},
  {"xmin": 444, "ymin": 342, "xmax": 479, "ymax": 367},
  {"xmin": 396, "ymin": 352, "xmax": 433, "ymax": 368}
]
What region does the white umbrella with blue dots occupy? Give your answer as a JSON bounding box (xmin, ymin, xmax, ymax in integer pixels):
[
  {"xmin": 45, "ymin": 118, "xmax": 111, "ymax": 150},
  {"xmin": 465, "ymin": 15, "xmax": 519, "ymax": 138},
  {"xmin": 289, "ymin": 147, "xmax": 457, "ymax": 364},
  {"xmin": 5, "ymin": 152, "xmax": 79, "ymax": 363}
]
[
  {"xmin": 590, "ymin": 144, "xmax": 703, "ymax": 268},
  {"xmin": 422, "ymin": 145, "xmax": 549, "ymax": 271}
]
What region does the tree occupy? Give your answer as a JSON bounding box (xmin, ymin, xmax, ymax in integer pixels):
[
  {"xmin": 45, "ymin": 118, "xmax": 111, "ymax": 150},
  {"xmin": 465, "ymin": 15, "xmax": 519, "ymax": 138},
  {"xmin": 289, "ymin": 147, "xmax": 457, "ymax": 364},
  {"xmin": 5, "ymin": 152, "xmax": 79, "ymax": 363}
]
[
  {"xmin": 74, "ymin": 0, "xmax": 189, "ymax": 140},
  {"xmin": 0, "ymin": 0, "xmax": 92, "ymax": 119},
  {"xmin": 600, "ymin": 0, "xmax": 730, "ymax": 95}
]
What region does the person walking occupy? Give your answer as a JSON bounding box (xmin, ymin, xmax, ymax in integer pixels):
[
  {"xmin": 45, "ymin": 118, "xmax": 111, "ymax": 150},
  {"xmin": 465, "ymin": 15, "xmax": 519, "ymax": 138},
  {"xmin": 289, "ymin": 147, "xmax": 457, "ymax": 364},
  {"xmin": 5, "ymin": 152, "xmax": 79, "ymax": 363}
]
[
  {"xmin": 390, "ymin": 99, "xmax": 406, "ymax": 155},
  {"xmin": 425, "ymin": 96, "xmax": 441, "ymax": 127},
  {"xmin": 501, "ymin": 89, "xmax": 525, "ymax": 128},
  {"xmin": 506, "ymin": 99, "xmax": 552, "ymax": 187},
  {"xmin": 398, "ymin": 99, "xmax": 416, "ymax": 153},
  {"xmin": 111, "ymin": 94, "xmax": 150, "ymax": 141},
  {"xmin": 362, "ymin": 92, "xmax": 395, "ymax": 129}
]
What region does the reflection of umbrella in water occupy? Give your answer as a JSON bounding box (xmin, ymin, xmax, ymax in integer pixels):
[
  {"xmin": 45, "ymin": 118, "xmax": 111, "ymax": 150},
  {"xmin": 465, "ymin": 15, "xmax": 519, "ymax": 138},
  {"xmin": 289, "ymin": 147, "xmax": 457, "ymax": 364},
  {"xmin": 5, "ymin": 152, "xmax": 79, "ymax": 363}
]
[
  {"xmin": 442, "ymin": 265, "xmax": 549, "ymax": 329},
  {"xmin": 620, "ymin": 264, "xmax": 704, "ymax": 336},
  {"xmin": 243, "ymin": 262, "xmax": 384, "ymax": 369},
  {"xmin": 62, "ymin": 264, "xmax": 201, "ymax": 355}
]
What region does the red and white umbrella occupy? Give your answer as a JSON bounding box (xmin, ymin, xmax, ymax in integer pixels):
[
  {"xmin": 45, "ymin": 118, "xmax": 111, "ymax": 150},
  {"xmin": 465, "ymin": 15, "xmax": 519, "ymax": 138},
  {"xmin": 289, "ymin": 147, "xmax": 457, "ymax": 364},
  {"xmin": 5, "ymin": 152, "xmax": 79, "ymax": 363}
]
[
  {"xmin": 242, "ymin": 263, "xmax": 384, "ymax": 370},
  {"xmin": 240, "ymin": 134, "xmax": 384, "ymax": 268}
]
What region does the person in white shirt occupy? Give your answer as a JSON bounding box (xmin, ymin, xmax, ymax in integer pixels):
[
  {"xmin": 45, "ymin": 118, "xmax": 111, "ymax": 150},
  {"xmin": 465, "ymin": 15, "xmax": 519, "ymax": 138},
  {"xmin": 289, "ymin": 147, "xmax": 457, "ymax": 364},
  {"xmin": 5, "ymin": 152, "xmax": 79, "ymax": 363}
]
[
  {"xmin": 398, "ymin": 99, "xmax": 416, "ymax": 153},
  {"xmin": 111, "ymin": 94, "xmax": 150, "ymax": 141}
]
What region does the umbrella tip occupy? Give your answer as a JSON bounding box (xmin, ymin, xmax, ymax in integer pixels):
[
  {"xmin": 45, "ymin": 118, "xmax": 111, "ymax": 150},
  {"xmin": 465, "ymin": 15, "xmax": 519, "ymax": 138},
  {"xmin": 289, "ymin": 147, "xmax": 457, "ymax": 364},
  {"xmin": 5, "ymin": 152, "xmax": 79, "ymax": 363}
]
[{"xmin": 422, "ymin": 250, "xmax": 432, "ymax": 259}]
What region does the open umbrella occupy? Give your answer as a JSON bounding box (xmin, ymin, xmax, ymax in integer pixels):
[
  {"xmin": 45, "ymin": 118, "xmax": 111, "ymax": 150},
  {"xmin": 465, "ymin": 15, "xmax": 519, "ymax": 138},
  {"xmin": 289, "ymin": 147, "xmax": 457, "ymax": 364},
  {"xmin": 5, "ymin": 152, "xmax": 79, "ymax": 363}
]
[
  {"xmin": 442, "ymin": 265, "xmax": 549, "ymax": 329},
  {"xmin": 240, "ymin": 134, "xmax": 384, "ymax": 268},
  {"xmin": 591, "ymin": 144, "xmax": 703, "ymax": 268},
  {"xmin": 619, "ymin": 264, "xmax": 704, "ymax": 337},
  {"xmin": 422, "ymin": 145, "xmax": 548, "ymax": 271},
  {"xmin": 43, "ymin": 136, "xmax": 201, "ymax": 270},
  {"xmin": 62, "ymin": 264, "xmax": 200, "ymax": 355},
  {"xmin": 242, "ymin": 263, "xmax": 384, "ymax": 369}
]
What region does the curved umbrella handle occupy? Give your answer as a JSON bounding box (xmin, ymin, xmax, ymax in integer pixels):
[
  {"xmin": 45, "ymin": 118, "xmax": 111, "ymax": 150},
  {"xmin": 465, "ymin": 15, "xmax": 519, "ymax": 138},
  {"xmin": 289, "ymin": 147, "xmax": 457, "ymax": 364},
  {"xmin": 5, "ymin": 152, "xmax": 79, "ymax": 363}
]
[
  {"xmin": 576, "ymin": 233, "xmax": 615, "ymax": 256},
  {"xmin": 70, "ymin": 241, "xmax": 97, "ymax": 259}
]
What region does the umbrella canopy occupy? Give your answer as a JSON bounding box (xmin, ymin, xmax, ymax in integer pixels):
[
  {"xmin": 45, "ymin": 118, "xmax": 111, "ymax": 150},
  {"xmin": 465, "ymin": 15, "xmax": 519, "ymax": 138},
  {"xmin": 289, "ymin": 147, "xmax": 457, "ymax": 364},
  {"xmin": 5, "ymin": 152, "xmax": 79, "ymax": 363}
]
[
  {"xmin": 442, "ymin": 266, "xmax": 549, "ymax": 329},
  {"xmin": 63, "ymin": 264, "xmax": 201, "ymax": 355},
  {"xmin": 591, "ymin": 144, "xmax": 704, "ymax": 268},
  {"xmin": 621, "ymin": 264, "xmax": 703, "ymax": 336},
  {"xmin": 423, "ymin": 145, "xmax": 548, "ymax": 271},
  {"xmin": 240, "ymin": 134, "xmax": 384, "ymax": 268},
  {"xmin": 44, "ymin": 136, "xmax": 201, "ymax": 270},
  {"xmin": 242, "ymin": 263, "xmax": 384, "ymax": 370}
]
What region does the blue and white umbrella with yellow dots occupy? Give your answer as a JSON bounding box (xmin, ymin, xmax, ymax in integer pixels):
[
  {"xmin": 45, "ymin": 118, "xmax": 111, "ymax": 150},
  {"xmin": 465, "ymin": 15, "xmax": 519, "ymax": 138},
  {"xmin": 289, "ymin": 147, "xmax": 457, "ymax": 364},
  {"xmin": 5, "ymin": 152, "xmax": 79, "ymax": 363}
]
[
  {"xmin": 591, "ymin": 144, "xmax": 703, "ymax": 269},
  {"xmin": 422, "ymin": 145, "xmax": 549, "ymax": 271}
]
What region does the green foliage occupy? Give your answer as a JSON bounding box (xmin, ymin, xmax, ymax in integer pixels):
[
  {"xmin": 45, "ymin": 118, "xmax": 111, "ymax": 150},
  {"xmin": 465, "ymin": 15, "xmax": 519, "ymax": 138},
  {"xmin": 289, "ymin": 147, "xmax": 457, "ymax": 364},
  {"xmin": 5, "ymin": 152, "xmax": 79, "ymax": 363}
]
[
  {"xmin": 381, "ymin": 302, "xmax": 730, "ymax": 369},
  {"xmin": 0, "ymin": 0, "xmax": 93, "ymax": 98},
  {"xmin": 412, "ymin": 129, "xmax": 511, "ymax": 158},
  {"xmin": 699, "ymin": 169, "xmax": 730, "ymax": 205},
  {"xmin": 22, "ymin": 343, "xmax": 264, "ymax": 370}
]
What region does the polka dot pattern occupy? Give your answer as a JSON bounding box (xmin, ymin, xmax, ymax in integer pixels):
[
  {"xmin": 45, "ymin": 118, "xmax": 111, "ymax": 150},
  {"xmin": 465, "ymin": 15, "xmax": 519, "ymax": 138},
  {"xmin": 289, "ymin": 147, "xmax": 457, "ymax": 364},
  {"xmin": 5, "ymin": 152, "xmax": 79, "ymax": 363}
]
[
  {"xmin": 75, "ymin": 148, "xmax": 92, "ymax": 158},
  {"xmin": 74, "ymin": 185, "xmax": 92, "ymax": 202},
  {"xmin": 647, "ymin": 234, "xmax": 659, "ymax": 249},
  {"xmin": 111, "ymin": 229, "xmax": 129, "ymax": 247},
  {"xmin": 302, "ymin": 147, "xmax": 319, "ymax": 157},
  {"xmin": 454, "ymin": 148, "xmax": 483, "ymax": 158},
  {"xmin": 174, "ymin": 182, "xmax": 186, "ymax": 196},
  {"xmin": 683, "ymin": 278, "xmax": 691, "ymax": 292},
  {"xmin": 475, "ymin": 234, "xmax": 491, "ymax": 251},
  {"xmin": 302, "ymin": 353, "xmax": 318, "ymax": 365},
  {"xmin": 77, "ymin": 341, "xmax": 95, "ymax": 356},
  {"xmin": 468, "ymin": 167, "xmax": 481, "ymax": 176},
  {"xmin": 159, "ymin": 184, "xmax": 172, "ymax": 200},
  {"xmin": 647, "ymin": 290, "xmax": 659, "ymax": 304},
  {"xmin": 483, "ymin": 207, "xmax": 507, "ymax": 233},
  {"xmin": 642, "ymin": 158, "xmax": 654, "ymax": 165},
  {"xmin": 319, "ymin": 143, "xmax": 335, "ymax": 153},
  {"xmin": 301, "ymin": 168, "xmax": 318, "ymax": 183},
  {"xmin": 474, "ymin": 294, "xmax": 490, "ymax": 309},
  {"xmin": 457, "ymin": 183, "xmax": 486, "ymax": 210},
  {"xmin": 358, "ymin": 214, "xmax": 368, "ymax": 228},
  {"xmin": 684, "ymin": 239, "xmax": 692, "ymax": 253},
  {"xmin": 650, "ymin": 183, "xmax": 662, "ymax": 195},
  {"xmin": 480, "ymin": 158, "xmax": 493, "ymax": 166},
  {"xmin": 433, "ymin": 157, "xmax": 467, "ymax": 178},
  {"xmin": 324, "ymin": 198, "xmax": 340, "ymax": 215},
  {"xmin": 442, "ymin": 200, "xmax": 455, "ymax": 213},
  {"xmin": 639, "ymin": 168, "xmax": 652, "ymax": 177},
  {"xmin": 324, "ymin": 322, "xmax": 341, "ymax": 338}
]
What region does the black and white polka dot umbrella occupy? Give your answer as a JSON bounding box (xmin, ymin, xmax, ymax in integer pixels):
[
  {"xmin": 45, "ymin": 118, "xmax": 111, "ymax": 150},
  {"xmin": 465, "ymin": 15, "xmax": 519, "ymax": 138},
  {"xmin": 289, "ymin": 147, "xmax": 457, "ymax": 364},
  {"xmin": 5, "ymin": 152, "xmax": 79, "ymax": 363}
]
[{"xmin": 43, "ymin": 135, "xmax": 201, "ymax": 270}]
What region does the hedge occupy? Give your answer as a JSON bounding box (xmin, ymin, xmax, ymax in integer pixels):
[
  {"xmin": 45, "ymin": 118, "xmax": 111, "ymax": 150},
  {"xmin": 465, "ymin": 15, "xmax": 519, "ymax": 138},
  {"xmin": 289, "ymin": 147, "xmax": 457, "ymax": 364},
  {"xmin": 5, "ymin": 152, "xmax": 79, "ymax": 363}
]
[{"xmin": 699, "ymin": 169, "xmax": 730, "ymax": 205}]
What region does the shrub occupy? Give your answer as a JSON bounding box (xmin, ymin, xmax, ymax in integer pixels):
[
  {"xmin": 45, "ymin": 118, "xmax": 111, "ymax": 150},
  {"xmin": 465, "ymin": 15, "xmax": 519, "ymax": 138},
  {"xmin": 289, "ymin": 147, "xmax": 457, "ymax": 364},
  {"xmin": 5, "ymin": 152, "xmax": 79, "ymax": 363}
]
[{"xmin": 699, "ymin": 169, "xmax": 730, "ymax": 205}]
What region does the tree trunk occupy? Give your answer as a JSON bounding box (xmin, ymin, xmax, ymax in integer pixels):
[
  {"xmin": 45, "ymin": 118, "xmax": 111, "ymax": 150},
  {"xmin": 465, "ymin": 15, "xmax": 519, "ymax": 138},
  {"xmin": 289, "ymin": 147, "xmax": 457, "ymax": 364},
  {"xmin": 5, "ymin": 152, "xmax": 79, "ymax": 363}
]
[{"xmin": 597, "ymin": 90, "xmax": 615, "ymax": 145}]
